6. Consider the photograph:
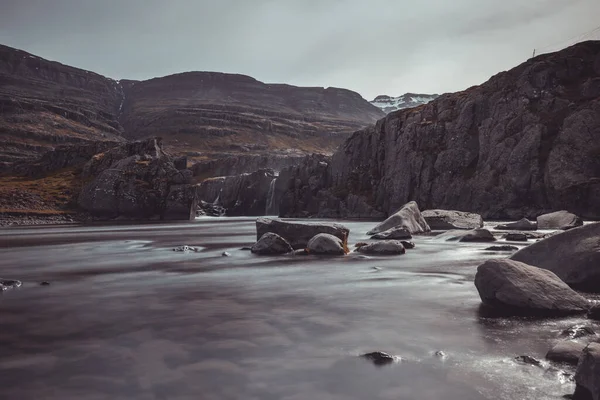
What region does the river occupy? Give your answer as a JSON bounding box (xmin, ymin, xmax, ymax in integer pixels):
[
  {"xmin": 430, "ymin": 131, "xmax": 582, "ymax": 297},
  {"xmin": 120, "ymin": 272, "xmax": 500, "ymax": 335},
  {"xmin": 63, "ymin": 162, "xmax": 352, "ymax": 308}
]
[{"xmin": 0, "ymin": 218, "xmax": 587, "ymax": 399}]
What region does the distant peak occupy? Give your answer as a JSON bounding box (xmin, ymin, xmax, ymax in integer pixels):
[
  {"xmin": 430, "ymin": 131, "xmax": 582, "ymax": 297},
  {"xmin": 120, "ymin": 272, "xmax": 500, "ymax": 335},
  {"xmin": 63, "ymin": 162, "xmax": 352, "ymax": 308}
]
[{"xmin": 370, "ymin": 92, "xmax": 439, "ymax": 113}]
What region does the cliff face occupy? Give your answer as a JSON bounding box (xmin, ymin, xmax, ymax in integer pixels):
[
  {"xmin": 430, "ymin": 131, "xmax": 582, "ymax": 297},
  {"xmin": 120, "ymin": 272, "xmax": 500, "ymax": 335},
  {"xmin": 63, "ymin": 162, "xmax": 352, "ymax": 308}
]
[
  {"xmin": 0, "ymin": 43, "xmax": 384, "ymax": 165},
  {"xmin": 281, "ymin": 41, "xmax": 600, "ymax": 219}
]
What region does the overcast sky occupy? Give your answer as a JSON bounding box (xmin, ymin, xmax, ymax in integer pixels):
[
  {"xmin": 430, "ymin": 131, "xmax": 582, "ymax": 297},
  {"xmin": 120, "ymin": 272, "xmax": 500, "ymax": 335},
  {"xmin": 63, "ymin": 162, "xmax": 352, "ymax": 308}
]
[{"xmin": 1, "ymin": 0, "xmax": 599, "ymax": 99}]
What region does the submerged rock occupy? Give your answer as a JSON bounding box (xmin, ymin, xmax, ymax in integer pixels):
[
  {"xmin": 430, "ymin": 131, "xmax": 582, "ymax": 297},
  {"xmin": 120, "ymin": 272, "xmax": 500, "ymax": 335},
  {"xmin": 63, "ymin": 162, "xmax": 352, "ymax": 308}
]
[
  {"xmin": 400, "ymin": 240, "xmax": 416, "ymax": 249},
  {"xmin": 435, "ymin": 228, "xmax": 496, "ymax": 242},
  {"xmin": 256, "ymin": 218, "xmax": 349, "ymax": 250},
  {"xmin": 422, "ymin": 209, "xmax": 483, "ymax": 230},
  {"xmin": 173, "ymin": 245, "xmax": 199, "ymax": 252},
  {"xmin": 515, "ymin": 355, "xmax": 543, "ymax": 367},
  {"xmin": 360, "ymin": 352, "xmax": 396, "ymax": 366},
  {"xmin": 371, "ymin": 226, "xmax": 412, "ymax": 240},
  {"xmin": 495, "ymin": 218, "xmax": 538, "ymax": 231},
  {"xmin": 474, "ymin": 259, "xmax": 589, "ymax": 316},
  {"xmin": 251, "ymin": 233, "xmax": 293, "ymax": 255},
  {"xmin": 511, "ymin": 223, "xmax": 600, "ymax": 292},
  {"xmin": 357, "ymin": 240, "xmax": 406, "ymax": 255},
  {"xmin": 367, "ymin": 201, "xmax": 430, "ymax": 236},
  {"xmin": 504, "ymin": 233, "xmax": 528, "ymax": 242},
  {"xmin": 0, "ymin": 279, "xmax": 22, "ymax": 290},
  {"xmin": 485, "ymin": 245, "xmax": 519, "ymax": 251},
  {"xmin": 307, "ymin": 234, "xmax": 346, "ymax": 255},
  {"xmin": 547, "ymin": 341, "xmax": 587, "ymax": 365},
  {"xmin": 574, "ymin": 343, "xmax": 600, "ymax": 400},
  {"xmin": 537, "ymin": 211, "xmax": 584, "ymax": 230},
  {"xmin": 562, "ymin": 325, "xmax": 596, "ymax": 340}
]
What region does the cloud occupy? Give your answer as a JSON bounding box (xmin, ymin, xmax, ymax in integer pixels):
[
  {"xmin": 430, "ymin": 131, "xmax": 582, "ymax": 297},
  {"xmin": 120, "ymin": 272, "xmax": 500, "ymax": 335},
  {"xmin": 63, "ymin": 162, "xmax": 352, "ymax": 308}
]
[{"xmin": 1, "ymin": 0, "xmax": 599, "ymax": 99}]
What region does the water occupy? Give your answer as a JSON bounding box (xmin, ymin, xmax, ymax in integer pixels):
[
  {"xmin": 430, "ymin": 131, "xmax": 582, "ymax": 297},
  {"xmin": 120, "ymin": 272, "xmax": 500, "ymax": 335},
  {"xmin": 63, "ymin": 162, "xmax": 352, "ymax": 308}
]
[
  {"xmin": 265, "ymin": 178, "xmax": 277, "ymax": 215},
  {"xmin": 0, "ymin": 218, "xmax": 588, "ymax": 399}
]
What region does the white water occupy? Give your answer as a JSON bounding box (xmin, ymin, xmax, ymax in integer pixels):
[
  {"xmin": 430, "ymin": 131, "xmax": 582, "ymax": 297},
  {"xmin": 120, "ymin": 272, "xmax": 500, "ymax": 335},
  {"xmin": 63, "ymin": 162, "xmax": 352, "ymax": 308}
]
[{"xmin": 265, "ymin": 178, "xmax": 277, "ymax": 215}]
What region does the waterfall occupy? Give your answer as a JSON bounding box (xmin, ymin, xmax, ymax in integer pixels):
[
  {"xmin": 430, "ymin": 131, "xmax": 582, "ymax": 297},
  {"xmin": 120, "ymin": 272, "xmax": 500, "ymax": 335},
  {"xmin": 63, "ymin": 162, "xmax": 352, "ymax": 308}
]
[
  {"xmin": 213, "ymin": 189, "xmax": 222, "ymax": 205},
  {"xmin": 265, "ymin": 178, "xmax": 277, "ymax": 215}
]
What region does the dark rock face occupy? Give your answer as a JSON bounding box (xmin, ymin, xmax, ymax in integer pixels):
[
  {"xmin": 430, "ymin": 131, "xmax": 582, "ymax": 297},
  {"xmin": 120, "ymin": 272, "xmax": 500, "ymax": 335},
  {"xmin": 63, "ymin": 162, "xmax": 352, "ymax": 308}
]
[
  {"xmin": 574, "ymin": 343, "xmax": 600, "ymax": 400},
  {"xmin": 256, "ymin": 218, "xmax": 349, "ymax": 250},
  {"xmin": 588, "ymin": 304, "xmax": 600, "ymax": 320},
  {"xmin": 196, "ymin": 169, "xmax": 276, "ymax": 216},
  {"xmin": 511, "ymin": 223, "xmax": 600, "ymax": 292},
  {"xmin": 78, "ymin": 138, "xmax": 197, "ymax": 220},
  {"xmin": 537, "ymin": 210, "xmax": 584, "ymax": 230},
  {"xmin": 191, "ymin": 154, "xmax": 305, "ymax": 180},
  {"xmin": 280, "ymin": 41, "xmax": 600, "ymax": 219},
  {"xmin": 474, "ymin": 259, "xmax": 589, "ymax": 316},
  {"xmin": 422, "ymin": 209, "xmax": 483, "ymax": 230},
  {"xmin": 495, "ymin": 218, "xmax": 538, "ymax": 231}
]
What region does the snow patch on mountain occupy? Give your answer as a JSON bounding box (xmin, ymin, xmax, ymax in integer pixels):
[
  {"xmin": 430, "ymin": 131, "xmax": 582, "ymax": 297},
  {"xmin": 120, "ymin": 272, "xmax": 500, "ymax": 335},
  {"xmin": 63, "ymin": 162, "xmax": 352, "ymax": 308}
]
[{"xmin": 370, "ymin": 93, "xmax": 439, "ymax": 114}]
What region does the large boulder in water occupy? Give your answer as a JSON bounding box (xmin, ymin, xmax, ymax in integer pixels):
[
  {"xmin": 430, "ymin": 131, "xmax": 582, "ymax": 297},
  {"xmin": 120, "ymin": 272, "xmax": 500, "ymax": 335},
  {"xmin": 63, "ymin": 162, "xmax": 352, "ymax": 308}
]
[
  {"xmin": 537, "ymin": 210, "xmax": 583, "ymax": 230},
  {"xmin": 474, "ymin": 259, "xmax": 589, "ymax": 316},
  {"xmin": 251, "ymin": 233, "xmax": 293, "ymax": 255},
  {"xmin": 367, "ymin": 201, "xmax": 430, "ymax": 236},
  {"xmin": 371, "ymin": 227, "xmax": 412, "ymax": 240},
  {"xmin": 574, "ymin": 343, "xmax": 600, "ymax": 400},
  {"xmin": 307, "ymin": 234, "xmax": 346, "ymax": 255},
  {"xmin": 256, "ymin": 218, "xmax": 349, "ymax": 250},
  {"xmin": 435, "ymin": 228, "xmax": 496, "ymax": 242},
  {"xmin": 356, "ymin": 241, "xmax": 406, "ymax": 255},
  {"xmin": 422, "ymin": 209, "xmax": 483, "ymax": 230},
  {"xmin": 546, "ymin": 341, "xmax": 587, "ymax": 365},
  {"xmin": 511, "ymin": 223, "xmax": 600, "ymax": 292},
  {"xmin": 495, "ymin": 218, "xmax": 538, "ymax": 231}
]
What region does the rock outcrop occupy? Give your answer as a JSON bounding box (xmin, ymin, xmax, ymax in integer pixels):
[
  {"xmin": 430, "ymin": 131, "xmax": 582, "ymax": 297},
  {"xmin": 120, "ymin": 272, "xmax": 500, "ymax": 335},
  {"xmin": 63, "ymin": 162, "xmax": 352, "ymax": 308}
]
[
  {"xmin": 474, "ymin": 259, "xmax": 589, "ymax": 316},
  {"xmin": 422, "ymin": 209, "xmax": 483, "ymax": 230},
  {"xmin": 256, "ymin": 218, "xmax": 349, "ymax": 250},
  {"xmin": 78, "ymin": 138, "xmax": 197, "ymax": 220},
  {"xmin": 537, "ymin": 210, "xmax": 584, "ymax": 230},
  {"xmin": 279, "ymin": 41, "xmax": 600, "ymax": 219},
  {"xmin": 196, "ymin": 169, "xmax": 276, "ymax": 216},
  {"xmin": 574, "ymin": 343, "xmax": 600, "ymax": 400},
  {"xmin": 511, "ymin": 223, "xmax": 600, "ymax": 292},
  {"xmin": 367, "ymin": 201, "xmax": 430, "ymax": 235}
]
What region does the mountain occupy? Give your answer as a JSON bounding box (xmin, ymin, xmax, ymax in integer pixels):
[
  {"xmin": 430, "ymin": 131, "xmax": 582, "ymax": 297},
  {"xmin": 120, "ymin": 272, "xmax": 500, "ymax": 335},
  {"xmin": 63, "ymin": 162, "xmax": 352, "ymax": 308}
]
[
  {"xmin": 0, "ymin": 44, "xmax": 384, "ymax": 165},
  {"xmin": 279, "ymin": 40, "xmax": 600, "ymax": 220},
  {"xmin": 370, "ymin": 93, "xmax": 439, "ymax": 113}
]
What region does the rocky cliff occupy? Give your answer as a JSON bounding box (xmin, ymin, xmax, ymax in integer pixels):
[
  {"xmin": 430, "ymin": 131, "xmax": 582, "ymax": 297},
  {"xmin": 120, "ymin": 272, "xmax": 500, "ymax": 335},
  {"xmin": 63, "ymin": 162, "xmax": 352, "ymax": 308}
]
[
  {"xmin": 280, "ymin": 41, "xmax": 600, "ymax": 219},
  {"xmin": 191, "ymin": 153, "xmax": 305, "ymax": 180},
  {"xmin": 0, "ymin": 44, "xmax": 383, "ymax": 165}
]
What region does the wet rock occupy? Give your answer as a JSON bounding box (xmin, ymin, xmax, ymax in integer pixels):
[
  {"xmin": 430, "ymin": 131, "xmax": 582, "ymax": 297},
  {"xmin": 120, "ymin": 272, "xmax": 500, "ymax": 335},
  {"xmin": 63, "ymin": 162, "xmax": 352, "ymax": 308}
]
[
  {"xmin": 197, "ymin": 200, "xmax": 226, "ymax": 217},
  {"xmin": 485, "ymin": 245, "xmax": 519, "ymax": 251},
  {"xmin": 307, "ymin": 233, "xmax": 346, "ymax": 255},
  {"xmin": 354, "ymin": 242, "xmax": 369, "ymax": 248},
  {"xmin": 39, "ymin": 281, "xmax": 50, "ymax": 286},
  {"xmin": 251, "ymin": 233, "xmax": 293, "ymax": 255},
  {"xmin": 371, "ymin": 226, "xmax": 412, "ymax": 240},
  {"xmin": 222, "ymin": 252, "xmax": 231, "ymax": 257},
  {"xmin": 434, "ymin": 350, "xmax": 447, "ymax": 359},
  {"xmin": 256, "ymin": 218, "xmax": 349, "ymax": 250},
  {"xmin": 357, "ymin": 240, "xmax": 406, "ymax": 255},
  {"xmin": 422, "ymin": 209, "xmax": 483, "ymax": 230},
  {"xmin": 400, "ymin": 240, "xmax": 415, "ymax": 249},
  {"xmin": 562, "ymin": 325, "xmax": 596, "ymax": 339},
  {"xmin": 0, "ymin": 279, "xmax": 22, "ymax": 290},
  {"xmin": 360, "ymin": 352, "xmax": 396, "ymax": 366},
  {"xmin": 173, "ymin": 245, "xmax": 199, "ymax": 252},
  {"xmin": 367, "ymin": 201, "xmax": 430, "ymax": 236},
  {"xmin": 435, "ymin": 228, "xmax": 496, "ymax": 242},
  {"xmin": 574, "ymin": 343, "xmax": 600, "ymax": 400},
  {"xmin": 547, "ymin": 341, "xmax": 587, "ymax": 365},
  {"xmin": 163, "ymin": 184, "xmax": 198, "ymax": 221},
  {"xmin": 515, "ymin": 355, "xmax": 542, "ymax": 367},
  {"xmin": 538, "ymin": 210, "xmax": 584, "ymax": 230},
  {"xmin": 474, "ymin": 259, "xmax": 589, "ymax": 316},
  {"xmin": 505, "ymin": 233, "xmax": 528, "ymax": 242},
  {"xmin": 511, "ymin": 223, "xmax": 600, "ymax": 292},
  {"xmin": 495, "ymin": 218, "xmax": 538, "ymax": 231},
  {"xmin": 240, "ymin": 247, "xmax": 252, "ymax": 251},
  {"xmin": 588, "ymin": 304, "xmax": 600, "ymax": 320}
]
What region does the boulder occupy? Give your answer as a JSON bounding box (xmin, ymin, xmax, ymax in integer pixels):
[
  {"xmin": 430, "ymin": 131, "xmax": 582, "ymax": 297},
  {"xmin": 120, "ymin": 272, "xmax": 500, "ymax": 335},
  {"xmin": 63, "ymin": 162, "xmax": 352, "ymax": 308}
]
[
  {"xmin": 256, "ymin": 218, "xmax": 349, "ymax": 250},
  {"xmin": 400, "ymin": 240, "xmax": 416, "ymax": 249},
  {"xmin": 356, "ymin": 241, "xmax": 406, "ymax": 255},
  {"xmin": 547, "ymin": 341, "xmax": 587, "ymax": 365},
  {"xmin": 474, "ymin": 259, "xmax": 589, "ymax": 316},
  {"xmin": 537, "ymin": 210, "xmax": 584, "ymax": 230},
  {"xmin": 574, "ymin": 343, "xmax": 600, "ymax": 400},
  {"xmin": 504, "ymin": 233, "xmax": 528, "ymax": 242},
  {"xmin": 367, "ymin": 201, "xmax": 430, "ymax": 235},
  {"xmin": 435, "ymin": 228, "xmax": 496, "ymax": 242},
  {"xmin": 371, "ymin": 226, "xmax": 412, "ymax": 240},
  {"xmin": 485, "ymin": 245, "xmax": 519, "ymax": 251},
  {"xmin": 360, "ymin": 352, "xmax": 396, "ymax": 366},
  {"xmin": 562, "ymin": 325, "xmax": 596, "ymax": 339},
  {"xmin": 251, "ymin": 233, "xmax": 293, "ymax": 255},
  {"xmin": 511, "ymin": 223, "xmax": 600, "ymax": 292},
  {"xmin": 0, "ymin": 279, "xmax": 22, "ymax": 291},
  {"xmin": 495, "ymin": 218, "xmax": 538, "ymax": 231},
  {"xmin": 307, "ymin": 233, "xmax": 346, "ymax": 255},
  {"xmin": 588, "ymin": 304, "xmax": 600, "ymax": 320},
  {"xmin": 422, "ymin": 209, "xmax": 483, "ymax": 230}
]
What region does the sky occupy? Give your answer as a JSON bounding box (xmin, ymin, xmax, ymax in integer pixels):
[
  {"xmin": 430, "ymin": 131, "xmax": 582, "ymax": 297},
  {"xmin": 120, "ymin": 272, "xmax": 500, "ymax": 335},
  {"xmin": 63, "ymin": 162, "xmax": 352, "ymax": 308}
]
[{"xmin": 1, "ymin": 0, "xmax": 599, "ymax": 100}]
